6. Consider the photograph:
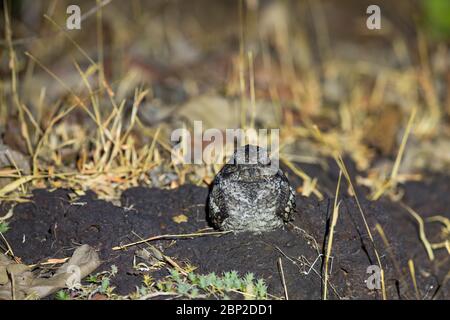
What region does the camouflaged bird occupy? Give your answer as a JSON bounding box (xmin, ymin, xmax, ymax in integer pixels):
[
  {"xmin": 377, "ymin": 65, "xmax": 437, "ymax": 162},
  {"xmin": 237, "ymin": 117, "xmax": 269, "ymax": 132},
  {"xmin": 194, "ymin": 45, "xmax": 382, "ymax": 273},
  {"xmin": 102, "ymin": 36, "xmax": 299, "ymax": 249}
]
[{"xmin": 208, "ymin": 145, "xmax": 296, "ymax": 233}]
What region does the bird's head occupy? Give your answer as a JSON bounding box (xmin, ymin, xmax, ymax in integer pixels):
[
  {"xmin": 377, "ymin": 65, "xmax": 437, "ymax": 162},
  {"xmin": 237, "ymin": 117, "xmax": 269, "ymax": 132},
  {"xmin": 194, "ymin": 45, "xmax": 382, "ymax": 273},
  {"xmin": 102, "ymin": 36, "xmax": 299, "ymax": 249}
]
[{"xmin": 221, "ymin": 145, "xmax": 278, "ymax": 182}]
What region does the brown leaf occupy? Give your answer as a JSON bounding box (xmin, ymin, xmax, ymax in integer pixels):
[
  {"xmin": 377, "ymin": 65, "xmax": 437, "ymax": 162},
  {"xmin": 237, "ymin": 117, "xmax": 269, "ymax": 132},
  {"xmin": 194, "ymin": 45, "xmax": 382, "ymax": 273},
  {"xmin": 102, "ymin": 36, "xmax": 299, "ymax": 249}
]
[{"xmin": 172, "ymin": 214, "xmax": 188, "ymax": 224}]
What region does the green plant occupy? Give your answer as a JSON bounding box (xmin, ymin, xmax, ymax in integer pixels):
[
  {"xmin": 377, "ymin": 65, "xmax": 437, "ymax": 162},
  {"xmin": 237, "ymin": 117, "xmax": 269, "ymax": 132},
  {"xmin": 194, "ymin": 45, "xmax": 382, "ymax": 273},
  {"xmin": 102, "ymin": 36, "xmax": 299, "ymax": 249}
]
[
  {"xmin": 55, "ymin": 290, "xmax": 70, "ymax": 300},
  {"xmin": 422, "ymin": 0, "xmax": 450, "ymax": 38},
  {"xmin": 147, "ymin": 269, "xmax": 270, "ymax": 300},
  {"xmin": 0, "ymin": 222, "xmax": 9, "ymax": 233},
  {"xmin": 64, "ymin": 265, "xmax": 119, "ymax": 300}
]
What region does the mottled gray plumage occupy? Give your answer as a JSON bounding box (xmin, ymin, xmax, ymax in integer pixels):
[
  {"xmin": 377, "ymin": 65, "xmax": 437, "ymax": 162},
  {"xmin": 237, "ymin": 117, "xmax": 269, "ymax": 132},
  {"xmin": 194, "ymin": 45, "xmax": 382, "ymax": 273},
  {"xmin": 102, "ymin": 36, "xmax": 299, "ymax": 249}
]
[{"xmin": 208, "ymin": 145, "xmax": 296, "ymax": 233}]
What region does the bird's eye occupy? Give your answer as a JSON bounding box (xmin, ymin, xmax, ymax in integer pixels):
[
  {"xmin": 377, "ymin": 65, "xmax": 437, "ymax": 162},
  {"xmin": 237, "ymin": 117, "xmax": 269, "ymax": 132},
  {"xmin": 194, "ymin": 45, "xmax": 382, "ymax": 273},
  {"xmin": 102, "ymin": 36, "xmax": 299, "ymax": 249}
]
[{"xmin": 222, "ymin": 164, "xmax": 237, "ymax": 174}]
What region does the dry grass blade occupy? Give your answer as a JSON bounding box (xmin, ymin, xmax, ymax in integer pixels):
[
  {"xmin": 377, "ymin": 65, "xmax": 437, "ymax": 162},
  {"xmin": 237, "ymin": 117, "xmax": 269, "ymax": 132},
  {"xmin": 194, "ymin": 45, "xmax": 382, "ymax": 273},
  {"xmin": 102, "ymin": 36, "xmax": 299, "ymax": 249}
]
[
  {"xmin": 371, "ymin": 107, "xmax": 417, "ymax": 200},
  {"xmin": 399, "ymin": 202, "xmax": 435, "ymax": 261},
  {"xmin": 391, "ymin": 107, "xmax": 417, "ymax": 182},
  {"xmin": 408, "ymin": 259, "xmax": 420, "ymax": 299},
  {"xmin": 0, "ymin": 231, "xmax": 17, "ymax": 262},
  {"xmin": 28, "ymin": 258, "xmax": 70, "ymax": 268},
  {"xmin": 375, "ymin": 223, "xmax": 403, "ymax": 281},
  {"xmin": 3, "ymin": 0, "xmax": 33, "ymax": 156},
  {"xmin": 313, "ymin": 125, "xmax": 387, "ymax": 299},
  {"xmin": 4, "ymin": 151, "xmax": 26, "ymax": 194},
  {"xmin": 24, "ymin": 52, "xmax": 98, "ymax": 123},
  {"xmin": 238, "ymin": 0, "xmax": 247, "ymax": 128},
  {"xmin": 32, "ymin": 104, "xmax": 79, "ymax": 176},
  {"xmin": 430, "ymin": 241, "xmax": 450, "ymax": 254},
  {"xmin": 426, "ymin": 215, "xmax": 450, "ymax": 232},
  {"xmin": 43, "ymin": 14, "xmax": 97, "ymax": 66},
  {"xmin": 277, "ymin": 257, "xmax": 289, "ymax": 300},
  {"xmin": 281, "ymin": 157, "xmax": 323, "ymax": 199},
  {"xmin": 0, "ymin": 208, "xmax": 14, "ymax": 222},
  {"xmin": 112, "ymin": 230, "xmax": 232, "ymax": 251},
  {"xmin": 335, "ymin": 155, "xmax": 387, "ymax": 299},
  {"xmin": 0, "ymin": 176, "xmax": 36, "ymax": 197},
  {"xmin": 323, "ymin": 170, "xmax": 342, "ymax": 300},
  {"xmin": 248, "ymin": 51, "xmax": 256, "ymax": 129}
]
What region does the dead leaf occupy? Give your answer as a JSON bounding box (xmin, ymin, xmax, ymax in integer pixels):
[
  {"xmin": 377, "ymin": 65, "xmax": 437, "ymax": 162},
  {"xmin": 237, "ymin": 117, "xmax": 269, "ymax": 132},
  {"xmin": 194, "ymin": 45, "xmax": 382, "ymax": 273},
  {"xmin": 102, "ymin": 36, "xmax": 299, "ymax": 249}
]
[
  {"xmin": 0, "ymin": 244, "xmax": 100, "ymax": 300},
  {"xmin": 172, "ymin": 214, "xmax": 188, "ymax": 224}
]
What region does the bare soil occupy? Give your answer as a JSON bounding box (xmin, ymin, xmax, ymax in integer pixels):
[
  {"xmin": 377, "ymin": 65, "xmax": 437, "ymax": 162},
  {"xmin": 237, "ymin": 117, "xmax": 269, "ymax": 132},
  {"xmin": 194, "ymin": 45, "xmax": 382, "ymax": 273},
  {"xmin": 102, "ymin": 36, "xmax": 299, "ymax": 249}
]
[{"xmin": 3, "ymin": 163, "xmax": 449, "ymax": 299}]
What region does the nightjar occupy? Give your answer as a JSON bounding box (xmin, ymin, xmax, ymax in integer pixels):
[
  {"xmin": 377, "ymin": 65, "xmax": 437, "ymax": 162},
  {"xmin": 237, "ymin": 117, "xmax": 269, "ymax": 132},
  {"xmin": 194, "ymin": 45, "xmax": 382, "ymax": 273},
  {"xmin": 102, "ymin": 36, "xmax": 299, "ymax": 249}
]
[{"xmin": 208, "ymin": 145, "xmax": 296, "ymax": 233}]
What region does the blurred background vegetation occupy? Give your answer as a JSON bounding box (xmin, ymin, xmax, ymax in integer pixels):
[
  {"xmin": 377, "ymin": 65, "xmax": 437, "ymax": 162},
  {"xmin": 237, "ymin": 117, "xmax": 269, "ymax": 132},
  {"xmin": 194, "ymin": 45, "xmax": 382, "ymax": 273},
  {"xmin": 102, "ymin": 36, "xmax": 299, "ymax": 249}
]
[{"xmin": 0, "ymin": 0, "xmax": 449, "ymax": 201}]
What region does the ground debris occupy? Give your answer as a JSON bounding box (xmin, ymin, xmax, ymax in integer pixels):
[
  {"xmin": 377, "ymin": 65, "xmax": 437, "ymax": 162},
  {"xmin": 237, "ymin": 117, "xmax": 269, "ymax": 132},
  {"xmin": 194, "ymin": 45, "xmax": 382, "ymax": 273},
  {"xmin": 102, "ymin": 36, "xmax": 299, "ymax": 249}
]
[
  {"xmin": 0, "ymin": 244, "xmax": 100, "ymax": 300},
  {"xmin": 1, "ymin": 178, "xmax": 447, "ymax": 299}
]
